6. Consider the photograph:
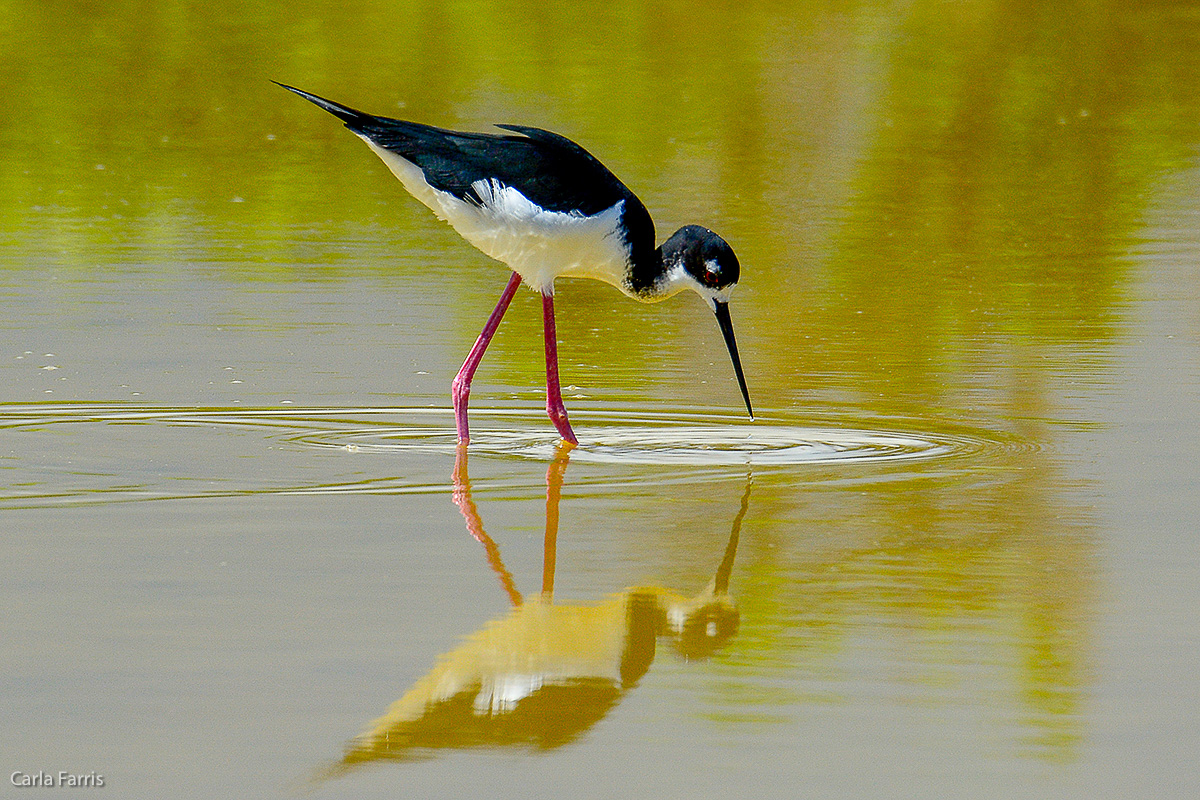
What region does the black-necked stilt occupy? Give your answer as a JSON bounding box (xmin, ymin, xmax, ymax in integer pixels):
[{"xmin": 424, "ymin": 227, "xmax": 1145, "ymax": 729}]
[{"xmin": 278, "ymin": 83, "xmax": 753, "ymax": 445}]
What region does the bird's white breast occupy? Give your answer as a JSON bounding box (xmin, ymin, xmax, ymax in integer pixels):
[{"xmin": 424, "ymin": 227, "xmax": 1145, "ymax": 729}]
[{"xmin": 365, "ymin": 140, "xmax": 631, "ymax": 295}]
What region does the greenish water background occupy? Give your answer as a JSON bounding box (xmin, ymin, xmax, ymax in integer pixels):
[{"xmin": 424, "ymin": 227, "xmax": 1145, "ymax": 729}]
[{"xmin": 2, "ymin": 1, "xmax": 1198, "ymax": 797}]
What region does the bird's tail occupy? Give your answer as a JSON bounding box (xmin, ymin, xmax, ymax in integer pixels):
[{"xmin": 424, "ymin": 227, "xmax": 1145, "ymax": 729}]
[{"xmin": 273, "ymin": 82, "xmax": 376, "ymax": 128}]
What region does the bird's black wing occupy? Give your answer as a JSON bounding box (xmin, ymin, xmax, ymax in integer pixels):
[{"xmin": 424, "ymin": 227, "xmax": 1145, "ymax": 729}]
[{"xmin": 276, "ymin": 83, "xmax": 645, "ymax": 221}]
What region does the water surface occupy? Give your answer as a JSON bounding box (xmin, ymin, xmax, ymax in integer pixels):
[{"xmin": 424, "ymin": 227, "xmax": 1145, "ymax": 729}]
[{"xmin": 2, "ymin": 1, "xmax": 1199, "ymax": 798}]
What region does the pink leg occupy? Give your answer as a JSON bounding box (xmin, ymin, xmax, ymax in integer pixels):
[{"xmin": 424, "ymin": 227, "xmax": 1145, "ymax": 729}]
[
  {"xmin": 542, "ymin": 291, "xmax": 578, "ymax": 444},
  {"xmin": 452, "ymin": 271, "xmax": 522, "ymax": 445}
]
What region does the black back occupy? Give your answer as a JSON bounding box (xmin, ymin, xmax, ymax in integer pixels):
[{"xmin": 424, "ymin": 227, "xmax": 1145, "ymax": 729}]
[{"xmin": 277, "ymin": 84, "xmax": 657, "ymax": 273}]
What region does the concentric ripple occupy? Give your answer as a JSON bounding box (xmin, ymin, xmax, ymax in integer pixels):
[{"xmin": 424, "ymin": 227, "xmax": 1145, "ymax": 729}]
[
  {"xmin": 0, "ymin": 403, "xmax": 1024, "ymax": 507},
  {"xmin": 288, "ymin": 409, "xmax": 1002, "ymax": 467}
]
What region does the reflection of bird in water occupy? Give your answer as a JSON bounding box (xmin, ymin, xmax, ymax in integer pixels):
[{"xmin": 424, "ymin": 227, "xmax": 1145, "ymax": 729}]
[
  {"xmin": 316, "ymin": 445, "xmax": 750, "ymax": 776},
  {"xmin": 277, "ymin": 84, "xmax": 753, "ymax": 445}
]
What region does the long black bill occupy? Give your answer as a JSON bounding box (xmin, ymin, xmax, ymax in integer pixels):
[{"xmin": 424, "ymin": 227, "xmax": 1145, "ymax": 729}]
[{"xmin": 713, "ymin": 301, "xmax": 754, "ymax": 419}]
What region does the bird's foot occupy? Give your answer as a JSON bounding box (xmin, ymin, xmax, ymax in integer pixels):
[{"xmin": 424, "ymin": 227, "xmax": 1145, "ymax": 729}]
[{"xmin": 547, "ymin": 402, "xmax": 577, "ymax": 445}]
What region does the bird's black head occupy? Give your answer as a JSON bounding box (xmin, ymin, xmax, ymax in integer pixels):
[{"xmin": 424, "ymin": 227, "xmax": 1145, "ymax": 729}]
[
  {"xmin": 661, "ymin": 224, "xmax": 741, "ymax": 293},
  {"xmin": 659, "ymin": 224, "xmax": 753, "ymax": 419}
]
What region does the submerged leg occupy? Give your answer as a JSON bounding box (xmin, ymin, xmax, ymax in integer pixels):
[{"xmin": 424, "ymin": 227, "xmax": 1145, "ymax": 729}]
[
  {"xmin": 452, "ymin": 271, "xmax": 522, "ymax": 445},
  {"xmin": 542, "ymin": 291, "xmax": 578, "ymax": 444}
]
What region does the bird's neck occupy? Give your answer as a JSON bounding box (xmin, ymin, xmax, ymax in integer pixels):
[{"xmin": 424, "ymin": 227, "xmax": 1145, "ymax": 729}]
[{"xmin": 626, "ymin": 245, "xmax": 690, "ymax": 301}]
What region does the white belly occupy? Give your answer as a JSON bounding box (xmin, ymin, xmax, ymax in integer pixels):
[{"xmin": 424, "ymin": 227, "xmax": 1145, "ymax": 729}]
[{"xmin": 365, "ymin": 140, "xmax": 632, "ymax": 295}]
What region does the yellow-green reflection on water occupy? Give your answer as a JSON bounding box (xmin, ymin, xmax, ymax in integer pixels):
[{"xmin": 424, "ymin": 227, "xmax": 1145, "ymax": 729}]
[
  {"xmin": 2, "ymin": 1, "xmax": 1199, "ymax": 798},
  {"xmin": 6, "ymin": 0, "xmax": 1192, "ymax": 414}
]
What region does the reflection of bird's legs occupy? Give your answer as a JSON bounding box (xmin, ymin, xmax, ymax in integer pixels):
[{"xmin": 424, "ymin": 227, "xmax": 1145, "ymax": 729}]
[
  {"xmin": 452, "ymin": 444, "xmax": 523, "ymax": 607},
  {"xmin": 541, "ymin": 441, "xmax": 576, "ymax": 598}
]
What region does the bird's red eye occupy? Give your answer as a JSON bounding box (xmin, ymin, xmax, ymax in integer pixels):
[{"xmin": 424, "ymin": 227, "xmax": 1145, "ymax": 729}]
[{"xmin": 704, "ymin": 268, "xmax": 720, "ymax": 286}]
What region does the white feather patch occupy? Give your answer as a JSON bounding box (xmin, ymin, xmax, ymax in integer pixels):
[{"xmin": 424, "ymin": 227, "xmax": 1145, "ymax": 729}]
[{"xmin": 364, "ymin": 140, "xmax": 631, "ymax": 295}]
